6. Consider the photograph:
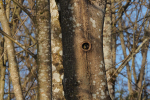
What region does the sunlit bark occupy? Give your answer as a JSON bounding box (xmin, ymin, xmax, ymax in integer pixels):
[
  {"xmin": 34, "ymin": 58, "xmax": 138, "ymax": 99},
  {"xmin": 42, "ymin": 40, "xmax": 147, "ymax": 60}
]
[
  {"xmin": 137, "ymin": 31, "xmax": 149, "ymax": 100},
  {"xmin": 0, "ymin": 1, "xmax": 24, "ymax": 100},
  {"xmin": 50, "ymin": 0, "xmax": 65, "ymax": 99},
  {"xmin": 0, "ymin": 39, "xmax": 5, "ymax": 100},
  {"xmin": 111, "ymin": 0, "xmax": 116, "ymax": 69},
  {"xmin": 0, "ymin": 1, "xmax": 10, "ymax": 99},
  {"xmin": 103, "ymin": 0, "xmax": 115, "ymax": 99},
  {"xmin": 119, "ymin": 21, "xmax": 133, "ymax": 95},
  {"xmin": 60, "ymin": 0, "xmax": 111, "ymax": 99},
  {"xmin": 36, "ymin": 0, "xmax": 52, "ymax": 99}
]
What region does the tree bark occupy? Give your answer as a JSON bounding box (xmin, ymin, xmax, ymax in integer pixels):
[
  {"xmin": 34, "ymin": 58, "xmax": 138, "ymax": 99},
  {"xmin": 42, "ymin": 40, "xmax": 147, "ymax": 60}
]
[
  {"xmin": 111, "ymin": 0, "xmax": 116, "ymax": 69},
  {"xmin": 103, "ymin": 0, "xmax": 115, "ymax": 99},
  {"xmin": 36, "ymin": 0, "xmax": 52, "ymax": 99},
  {"xmin": 137, "ymin": 33, "xmax": 148, "ymax": 100},
  {"xmin": 0, "ymin": 39, "xmax": 5, "ymax": 100},
  {"xmin": 60, "ymin": 0, "xmax": 111, "ymax": 99},
  {"xmin": 50, "ymin": 0, "xmax": 65, "ymax": 99},
  {"xmin": 0, "ymin": 1, "xmax": 24, "ymax": 100}
]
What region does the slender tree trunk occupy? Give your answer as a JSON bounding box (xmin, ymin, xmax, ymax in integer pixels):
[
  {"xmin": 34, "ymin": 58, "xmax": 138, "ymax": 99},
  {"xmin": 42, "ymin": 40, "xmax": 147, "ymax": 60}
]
[
  {"xmin": 137, "ymin": 33, "xmax": 148, "ymax": 100},
  {"xmin": 36, "ymin": 0, "xmax": 52, "ymax": 99},
  {"xmin": 7, "ymin": 74, "xmax": 11, "ymax": 100},
  {"xmin": 111, "ymin": 0, "xmax": 116, "ymax": 70},
  {"xmin": 119, "ymin": 26, "xmax": 133, "ymax": 95},
  {"xmin": 60, "ymin": 0, "xmax": 111, "ymax": 99},
  {"xmin": 50, "ymin": 0, "xmax": 65, "ymax": 99},
  {"xmin": 0, "ymin": 39, "xmax": 5, "ymax": 100},
  {"xmin": 1, "ymin": 1, "xmax": 10, "ymax": 99},
  {"xmin": 103, "ymin": 0, "xmax": 115, "ymax": 99},
  {"xmin": 118, "ymin": 15, "xmax": 133, "ymax": 96},
  {"xmin": 0, "ymin": 1, "xmax": 24, "ymax": 100},
  {"xmin": 111, "ymin": 1, "xmax": 116, "ymax": 98}
]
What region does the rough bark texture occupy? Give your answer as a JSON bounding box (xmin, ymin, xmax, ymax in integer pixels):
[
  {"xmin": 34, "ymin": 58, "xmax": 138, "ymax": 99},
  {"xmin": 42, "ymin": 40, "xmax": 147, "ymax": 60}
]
[
  {"xmin": 111, "ymin": 0, "xmax": 116, "ymax": 70},
  {"xmin": 36, "ymin": 0, "xmax": 52, "ymax": 100},
  {"xmin": 0, "ymin": 1, "xmax": 24, "ymax": 100},
  {"xmin": 0, "ymin": 39, "xmax": 5, "ymax": 100},
  {"xmin": 50, "ymin": 0, "xmax": 65, "ymax": 99},
  {"xmin": 60, "ymin": 0, "xmax": 111, "ymax": 99},
  {"xmin": 103, "ymin": 0, "xmax": 115, "ymax": 99}
]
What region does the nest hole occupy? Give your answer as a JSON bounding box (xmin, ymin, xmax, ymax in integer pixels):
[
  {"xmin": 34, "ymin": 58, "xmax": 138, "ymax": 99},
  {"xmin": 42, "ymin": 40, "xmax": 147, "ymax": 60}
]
[{"xmin": 81, "ymin": 41, "xmax": 91, "ymax": 51}]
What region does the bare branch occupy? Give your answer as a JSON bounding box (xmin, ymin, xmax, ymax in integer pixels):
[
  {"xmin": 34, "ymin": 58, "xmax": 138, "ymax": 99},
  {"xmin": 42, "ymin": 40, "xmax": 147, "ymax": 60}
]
[
  {"xmin": 108, "ymin": 37, "xmax": 150, "ymax": 82},
  {"xmin": 12, "ymin": 0, "xmax": 36, "ymax": 23},
  {"xmin": 0, "ymin": 28, "xmax": 36, "ymax": 59}
]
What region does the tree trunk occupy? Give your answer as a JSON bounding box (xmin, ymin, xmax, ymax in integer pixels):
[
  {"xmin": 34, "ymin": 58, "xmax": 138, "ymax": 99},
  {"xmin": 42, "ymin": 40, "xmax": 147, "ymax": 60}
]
[
  {"xmin": 0, "ymin": 1, "xmax": 24, "ymax": 100},
  {"xmin": 103, "ymin": 0, "xmax": 115, "ymax": 99},
  {"xmin": 60, "ymin": 0, "xmax": 111, "ymax": 99},
  {"xmin": 36, "ymin": 0, "xmax": 52, "ymax": 99},
  {"xmin": 111, "ymin": 0, "xmax": 116, "ymax": 70},
  {"xmin": 137, "ymin": 33, "xmax": 148, "ymax": 100},
  {"xmin": 50, "ymin": 0, "xmax": 65, "ymax": 99},
  {"xmin": 0, "ymin": 39, "xmax": 5, "ymax": 100},
  {"xmin": 119, "ymin": 21, "xmax": 133, "ymax": 95}
]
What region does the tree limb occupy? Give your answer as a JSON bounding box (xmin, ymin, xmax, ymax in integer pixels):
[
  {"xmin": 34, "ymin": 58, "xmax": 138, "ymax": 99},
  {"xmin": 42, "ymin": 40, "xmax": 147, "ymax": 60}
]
[
  {"xmin": 108, "ymin": 37, "xmax": 150, "ymax": 82},
  {"xmin": 0, "ymin": 28, "xmax": 37, "ymax": 59},
  {"xmin": 12, "ymin": 0, "xmax": 36, "ymax": 23}
]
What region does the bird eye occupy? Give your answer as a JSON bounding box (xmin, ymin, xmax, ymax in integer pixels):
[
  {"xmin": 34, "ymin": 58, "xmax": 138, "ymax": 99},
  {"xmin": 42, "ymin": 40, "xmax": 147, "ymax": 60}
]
[
  {"xmin": 81, "ymin": 41, "xmax": 91, "ymax": 51},
  {"xmin": 82, "ymin": 43, "xmax": 89, "ymax": 50}
]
